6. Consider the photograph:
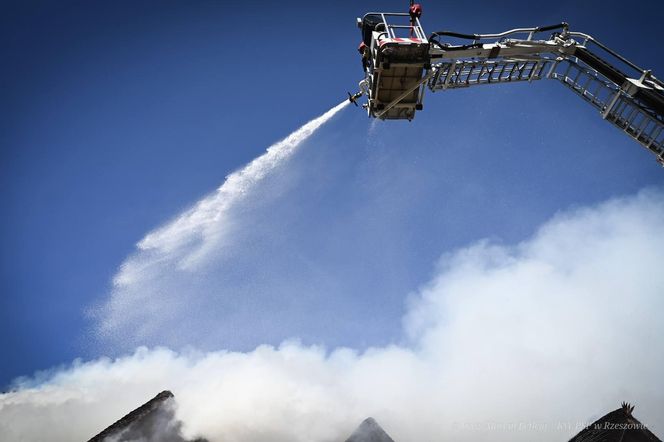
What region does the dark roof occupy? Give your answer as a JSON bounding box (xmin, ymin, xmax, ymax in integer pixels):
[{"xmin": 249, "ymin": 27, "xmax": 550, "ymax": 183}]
[
  {"xmin": 88, "ymin": 391, "xmax": 175, "ymax": 441},
  {"xmin": 569, "ymin": 402, "xmax": 662, "ymax": 442},
  {"xmin": 345, "ymin": 417, "xmax": 396, "ymax": 442},
  {"xmin": 87, "ymin": 390, "xmax": 208, "ymax": 442}
]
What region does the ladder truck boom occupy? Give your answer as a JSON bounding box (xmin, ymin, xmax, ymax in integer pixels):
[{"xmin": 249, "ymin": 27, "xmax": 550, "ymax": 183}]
[{"xmin": 350, "ymin": 4, "xmax": 664, "ymax": 166}]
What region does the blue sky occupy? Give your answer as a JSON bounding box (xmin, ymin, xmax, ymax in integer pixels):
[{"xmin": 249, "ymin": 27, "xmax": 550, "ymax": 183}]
[{"xmin": 2, "ymin": 0, "xmax": 663, "ymax": 419}]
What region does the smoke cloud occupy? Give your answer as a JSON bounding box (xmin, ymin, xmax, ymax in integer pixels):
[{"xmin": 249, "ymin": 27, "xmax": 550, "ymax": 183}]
[{"xmin": 2, "ymin": 188, "xmax": 663, "ymax": 441}]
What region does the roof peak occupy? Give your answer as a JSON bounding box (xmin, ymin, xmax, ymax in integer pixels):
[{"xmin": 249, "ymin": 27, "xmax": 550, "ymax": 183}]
[
  {"xmin": 345, "ymin": 416, "xmax": 395, "ymax": 442},
  {"xmin": 622, "ymin": 401, "xmax": 635, "ymax": 416}
]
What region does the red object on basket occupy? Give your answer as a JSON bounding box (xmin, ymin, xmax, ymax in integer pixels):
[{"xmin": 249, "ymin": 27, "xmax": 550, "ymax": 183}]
[{"xmin": 409, "ymin": 3, "xmax": 422, "ymax": 19}]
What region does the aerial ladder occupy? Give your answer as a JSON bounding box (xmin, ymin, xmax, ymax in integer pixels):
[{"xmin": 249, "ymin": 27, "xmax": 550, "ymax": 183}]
[{"xmin": 348, "ymin": 2, "xmax": 664, "ymax": 166}]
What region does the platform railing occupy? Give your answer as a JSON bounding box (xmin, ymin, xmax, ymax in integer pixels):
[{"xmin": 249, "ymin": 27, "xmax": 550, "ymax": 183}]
[{"xmin": 362, "ymin": 12, "xmax": 427, "ymax": 41}]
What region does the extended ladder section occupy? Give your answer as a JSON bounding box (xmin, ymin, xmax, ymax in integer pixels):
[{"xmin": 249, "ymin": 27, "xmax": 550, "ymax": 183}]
[
  {"xmin": 429, "ymin": 59, "xmax": 554, "ymax": 90},
  {"xmin": 549, "ymin": 55, "xmax": 664, "ymax": 163},
  {"xmin": 426, "ymin": 27, "xmax": 664, "ymax": 165},
  {"xmin": 427, "ymin": 55, "xmax": 664, "ymax": 164},
  {"xmin": 354, "ymin": 15, "xmax": 664, "ymax": 165}
]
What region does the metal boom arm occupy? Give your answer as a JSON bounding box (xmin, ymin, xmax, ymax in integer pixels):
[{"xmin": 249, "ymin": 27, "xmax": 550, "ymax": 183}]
[
  {"xmin": 428, "ymin": 26, "xmax": 664, "ymax": 165},
  {"xmin": 353, "ymin": 13, "xmax": 664, "ymax": 165}
]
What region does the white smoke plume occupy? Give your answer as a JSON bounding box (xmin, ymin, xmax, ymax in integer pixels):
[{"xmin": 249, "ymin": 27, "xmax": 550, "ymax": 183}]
[{"xmin": 2, "ymin": 188, "xmax": 663, "ymax": 441}]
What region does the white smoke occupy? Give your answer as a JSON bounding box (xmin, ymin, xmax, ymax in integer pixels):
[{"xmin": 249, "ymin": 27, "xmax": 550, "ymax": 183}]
[{"xmin": 2, "ymin": 188, "xmax": 663, "ymax": 441}]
